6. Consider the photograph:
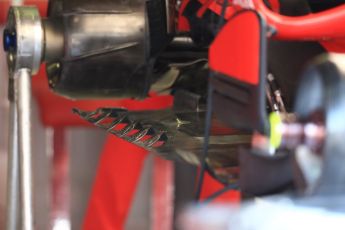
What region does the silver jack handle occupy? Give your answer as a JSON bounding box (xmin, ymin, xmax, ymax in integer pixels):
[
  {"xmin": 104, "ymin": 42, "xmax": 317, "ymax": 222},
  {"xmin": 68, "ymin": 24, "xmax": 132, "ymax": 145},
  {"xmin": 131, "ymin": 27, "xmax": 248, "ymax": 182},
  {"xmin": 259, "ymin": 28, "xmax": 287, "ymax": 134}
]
[{"xmin": 3, "ymin": 6, "xmax": 43, "ymax": 230}]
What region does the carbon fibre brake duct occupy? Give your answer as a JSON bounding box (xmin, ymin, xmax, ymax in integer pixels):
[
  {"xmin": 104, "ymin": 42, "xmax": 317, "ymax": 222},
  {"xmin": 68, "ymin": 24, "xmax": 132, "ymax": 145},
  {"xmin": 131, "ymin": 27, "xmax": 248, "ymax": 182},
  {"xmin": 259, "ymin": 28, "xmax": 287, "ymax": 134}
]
[{"xmin": 73, "ymin": 90, "xmax": 251, "ymax": 184}]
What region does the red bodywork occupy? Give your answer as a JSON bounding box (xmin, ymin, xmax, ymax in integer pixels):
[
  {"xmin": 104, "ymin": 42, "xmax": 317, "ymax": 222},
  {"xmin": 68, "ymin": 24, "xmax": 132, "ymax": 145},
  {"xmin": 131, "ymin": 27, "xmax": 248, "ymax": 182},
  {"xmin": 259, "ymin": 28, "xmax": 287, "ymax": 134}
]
[
  {"xmin": 179, "ymin": 0, "xmax": 345, "ymax": 51},
  {"xmin": 209, "ymin": 10, "xmax": 262, "ymax": 85}
]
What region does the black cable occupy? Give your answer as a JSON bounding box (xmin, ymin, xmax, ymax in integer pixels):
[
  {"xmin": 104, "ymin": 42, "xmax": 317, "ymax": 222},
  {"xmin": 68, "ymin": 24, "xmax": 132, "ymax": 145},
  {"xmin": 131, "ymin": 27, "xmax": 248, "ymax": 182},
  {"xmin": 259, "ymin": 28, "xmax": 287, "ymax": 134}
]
[
  {"xmin": 216, "ymin": 0, "xmax": 229, "ymax": 33},
  {"xmin": 202, "ymin": 183, "xmax": 239, "ymax": 204},
  {"xmin": 194, "ymin": 83, "xmax": 214, "ymax": 200},
  {"xmin": 194, "ymin": 0, "xmax": 229, "ymax": 201}
]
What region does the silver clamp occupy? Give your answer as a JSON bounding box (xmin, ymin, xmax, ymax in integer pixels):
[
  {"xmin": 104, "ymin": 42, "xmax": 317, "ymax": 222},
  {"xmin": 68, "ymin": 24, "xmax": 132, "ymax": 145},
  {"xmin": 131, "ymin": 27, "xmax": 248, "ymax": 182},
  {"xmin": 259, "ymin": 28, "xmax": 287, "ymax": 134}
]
[
  {"xmin": 3, "ymin": 6, "xmax": 43, "ymax": 230},
  {"xmin": 4, "ymin": 6, "xmax": 43, "ymax": 74}
]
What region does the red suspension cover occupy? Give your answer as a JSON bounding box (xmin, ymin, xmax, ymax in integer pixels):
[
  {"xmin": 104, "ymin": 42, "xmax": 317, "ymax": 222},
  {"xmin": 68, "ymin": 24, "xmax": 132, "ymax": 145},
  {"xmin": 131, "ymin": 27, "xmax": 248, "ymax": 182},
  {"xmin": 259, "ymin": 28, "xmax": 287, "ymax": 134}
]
[
  {"xmin": 209, "ymin": 11, "xmax": 261, "ymax": 85},
  {"xmin": 209, "ymin": 10, "xmax": 269, "ymax": 134}
]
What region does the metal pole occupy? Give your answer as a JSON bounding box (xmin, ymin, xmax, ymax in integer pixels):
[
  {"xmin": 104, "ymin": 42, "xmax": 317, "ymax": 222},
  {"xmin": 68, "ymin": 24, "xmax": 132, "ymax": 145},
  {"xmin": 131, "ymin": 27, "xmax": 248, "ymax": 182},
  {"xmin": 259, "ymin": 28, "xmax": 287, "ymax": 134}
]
[
  {"xmin": 6, "ymin": 78, "xmax": 19, "ymax": 230},
  {"xmin": 15, "ymin": 69, "xmax": 34, "ymax": 230},
  {"xmin": 4, "ymin": 7, "xmax": 43, "ymax": 229}
]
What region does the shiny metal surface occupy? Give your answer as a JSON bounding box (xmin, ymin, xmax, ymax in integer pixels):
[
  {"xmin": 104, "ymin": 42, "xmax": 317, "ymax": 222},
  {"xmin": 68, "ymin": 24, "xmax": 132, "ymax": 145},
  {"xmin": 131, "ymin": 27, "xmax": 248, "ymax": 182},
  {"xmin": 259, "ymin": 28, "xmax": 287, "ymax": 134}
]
[
  {"xmin": 0, "ymin": 24, "xmax": 9, "ymax": 229},
  {"xmin": 165, "ymin": 0, "xmax": 176, "ymax": 34},
  {"xmin": 45, "ymin": 0, "xmax": 153, "ymax": 99},
  {"xmin": 4, "ymin": 7, "xmax": 43, "ymax": 229},
  {"xmin": 42, "ymin": 19, "xmax": 64, "ymax": 62},
  {"xmin": 266, "ymin": 73, "xmax": 286, "ymax": 113},
  {"xmin": 15, "ymin": 68, "xmax": 33, "ymax": 230},
  {"xmin": 6, "ymin": 79, "xmax": 19, "ymax": 230},
  {"xmin": 5, "ymin": 7, "xmax": 43, "ymax": 74},
  {"xmin": 64, "ymin": 13, "xmax": 146, "ymax": 59}
]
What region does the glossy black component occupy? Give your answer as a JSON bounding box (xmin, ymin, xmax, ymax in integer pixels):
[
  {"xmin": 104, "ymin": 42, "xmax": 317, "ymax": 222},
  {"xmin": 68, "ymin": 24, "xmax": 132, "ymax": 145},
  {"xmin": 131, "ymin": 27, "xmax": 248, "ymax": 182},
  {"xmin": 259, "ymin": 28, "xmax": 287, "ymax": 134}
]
[
  {"xmin": 182, "ymin": 0, "xmax": 220, "ymax": 47},
  {"xmin": 45, "ymin": 0, "xmax": 168, "ymax": 99},
  {"xmin": 239, "ymin": 148, "xmax": 293, "ymax": 196}
]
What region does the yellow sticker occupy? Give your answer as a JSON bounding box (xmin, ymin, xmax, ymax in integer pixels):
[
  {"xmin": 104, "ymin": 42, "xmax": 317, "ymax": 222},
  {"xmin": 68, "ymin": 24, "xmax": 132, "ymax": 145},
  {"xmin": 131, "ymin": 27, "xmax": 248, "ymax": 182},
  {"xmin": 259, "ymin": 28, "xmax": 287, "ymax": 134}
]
[{"xmin": 269, "ymin": 112, "xmax": 282, "ymax": 149}]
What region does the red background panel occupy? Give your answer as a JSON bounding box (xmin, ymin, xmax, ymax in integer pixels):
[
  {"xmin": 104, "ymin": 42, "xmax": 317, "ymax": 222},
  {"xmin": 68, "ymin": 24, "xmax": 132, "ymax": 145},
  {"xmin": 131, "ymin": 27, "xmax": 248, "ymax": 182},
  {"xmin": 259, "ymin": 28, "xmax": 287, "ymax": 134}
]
[{"xmin": 83, "ymin": 136, "xmax": 148, "ymax": 230}]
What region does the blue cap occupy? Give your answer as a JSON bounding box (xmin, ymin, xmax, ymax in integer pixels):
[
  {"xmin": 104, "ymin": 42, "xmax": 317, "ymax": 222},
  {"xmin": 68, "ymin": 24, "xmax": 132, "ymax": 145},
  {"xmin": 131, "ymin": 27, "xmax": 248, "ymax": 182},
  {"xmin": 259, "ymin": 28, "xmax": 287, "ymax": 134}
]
[{"xmin": 3, "ymin": 29, "xmax": 17, "ymax": 52}]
